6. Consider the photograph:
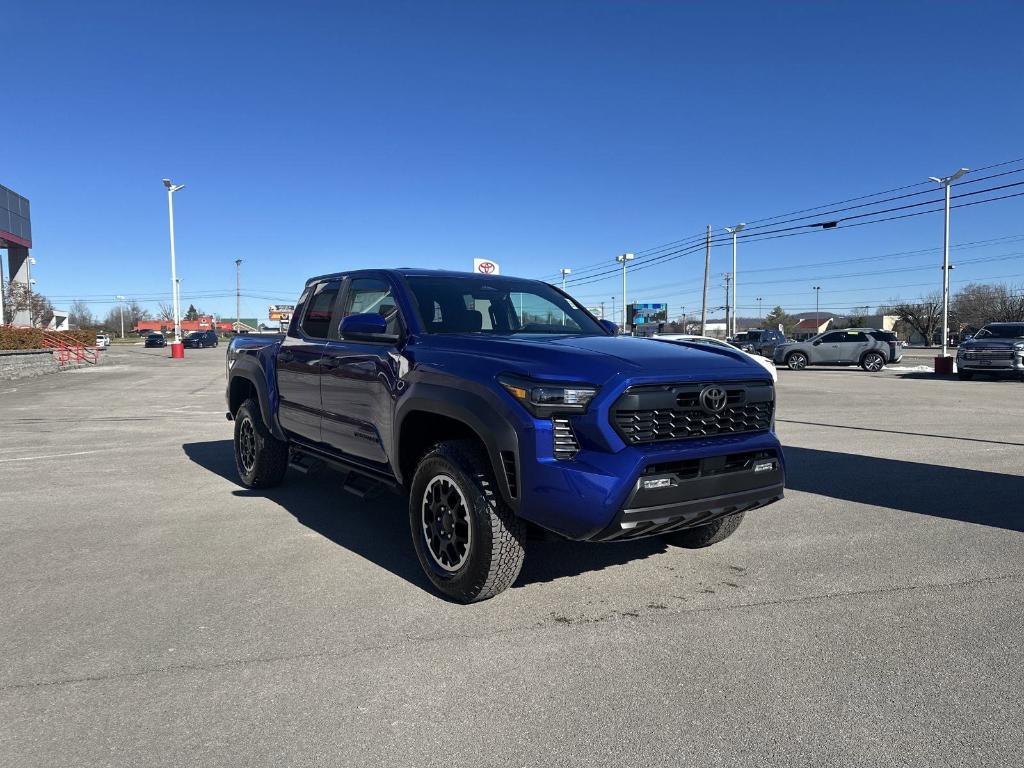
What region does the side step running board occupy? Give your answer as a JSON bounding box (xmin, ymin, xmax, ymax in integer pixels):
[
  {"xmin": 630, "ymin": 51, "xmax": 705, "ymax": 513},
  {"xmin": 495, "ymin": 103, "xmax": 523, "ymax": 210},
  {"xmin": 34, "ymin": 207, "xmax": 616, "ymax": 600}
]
[{"xmin": 288, "ymin": 444, "xmax": 400, "ymax": 497}]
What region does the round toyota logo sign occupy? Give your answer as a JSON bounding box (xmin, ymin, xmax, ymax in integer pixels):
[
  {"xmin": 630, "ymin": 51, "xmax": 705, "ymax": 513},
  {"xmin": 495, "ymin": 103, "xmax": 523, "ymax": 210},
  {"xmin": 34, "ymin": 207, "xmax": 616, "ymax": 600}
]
[
  {"xmin": 699, "ymin": 385, "xmax": 728, "ymax": 414},
  {"xmin": 477, "ymin": 261, "xmax": 495, "ymax": 274}
]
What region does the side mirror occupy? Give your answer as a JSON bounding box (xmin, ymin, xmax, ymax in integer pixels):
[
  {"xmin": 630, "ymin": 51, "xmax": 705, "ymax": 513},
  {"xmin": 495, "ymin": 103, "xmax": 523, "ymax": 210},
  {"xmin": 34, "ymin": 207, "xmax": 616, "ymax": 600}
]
[
  {"xmin": 812, "ymin": 340, "xmax": 821, "ymax": 346},
  {"xmin": 599, "ymin": 319, "xmax": 619, "ymax": 335},
  {"xmin": 340, "ymin": 312, "xmax": 389, "ymax": 340}
]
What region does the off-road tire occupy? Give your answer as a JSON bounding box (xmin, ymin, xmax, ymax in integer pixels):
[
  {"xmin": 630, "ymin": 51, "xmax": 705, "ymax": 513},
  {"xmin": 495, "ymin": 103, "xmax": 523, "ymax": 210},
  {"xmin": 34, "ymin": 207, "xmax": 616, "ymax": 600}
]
[
  {"xmin": 861, "ymin": 351, "xmax": 886, "ymax": 372},
  {"xmin": 786, "ymin": 352, "xmax": 808, "ymax": 371},
  {"xmin": 957, "ymin": 370, "xmax": 974, "ymax": 380},
  {"xmin": 663, "ymin": 512, "xmax": 746, "ymax": 549},
  {"xmin": 234, "ymin": 398, "xmax": 288, "ymax": 489},
  {"xmin": 409, "ymin": 440, "xmax": 526, "ymax": 603}
]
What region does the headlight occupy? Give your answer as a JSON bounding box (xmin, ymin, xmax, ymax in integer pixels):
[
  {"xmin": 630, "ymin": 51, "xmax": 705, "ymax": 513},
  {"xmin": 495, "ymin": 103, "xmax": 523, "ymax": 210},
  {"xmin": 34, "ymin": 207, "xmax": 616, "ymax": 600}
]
[
  {"xmin": 1014, "ymin": 343, "xmax": 1024, "ymax": 351},
  {"xmin": 498, "ymin": 375, "xmax": 598, "ymax": 417}
]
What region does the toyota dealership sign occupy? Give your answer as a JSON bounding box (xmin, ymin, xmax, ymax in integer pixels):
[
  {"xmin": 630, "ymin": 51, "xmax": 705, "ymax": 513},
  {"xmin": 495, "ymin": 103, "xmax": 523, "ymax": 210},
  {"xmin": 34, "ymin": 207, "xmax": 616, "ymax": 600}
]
[{"xmin": 473, "ymin": 258, "xmax": 499, "ymax": 275}]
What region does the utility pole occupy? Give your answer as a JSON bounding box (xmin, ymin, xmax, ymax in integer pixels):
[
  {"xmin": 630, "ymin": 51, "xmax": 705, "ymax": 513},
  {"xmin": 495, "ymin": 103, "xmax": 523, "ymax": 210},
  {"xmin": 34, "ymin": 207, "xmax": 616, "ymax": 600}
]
[
  {"xmin": 701, "ymin": 225, "xmax": 711, "ymax": 336},
  {"xmin": 813, "ymin": 286, "xmax": 822, "ymax": 330},
  {"xmin": 116, "ymin": 294, "xmax": 126, "ymax": 337},
  {"xmin": 929, "ymin": 168, "xmax": 968, "ymax": 356},
  {"xmin": 725, "ymin": 223, "xmax": 746, "ymax": 337},
  {"xmin": 599, "ymin": 301, "xmax": 605, "ymax": 320},
  {"xmin": 757, "ymin": 297, "xmax": 763, "ymax": 323},
  {"xmin": 610, "ymin": 296, "xmax": 616, "ymax": 327},
  {"xmin": 235, "ymin": 259, "xmax": 243, "ymax": 333},
  {"xmin": 723, "ymin": 273, "xmax": 732, "ymax": 338}
]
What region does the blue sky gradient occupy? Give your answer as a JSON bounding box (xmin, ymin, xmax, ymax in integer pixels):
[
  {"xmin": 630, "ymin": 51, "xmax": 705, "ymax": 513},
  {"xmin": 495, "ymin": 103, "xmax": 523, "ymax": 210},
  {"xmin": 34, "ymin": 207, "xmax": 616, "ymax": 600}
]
[{"xmin": 5, "ymin": 1, "xmax": 1024, "ymax": 321}]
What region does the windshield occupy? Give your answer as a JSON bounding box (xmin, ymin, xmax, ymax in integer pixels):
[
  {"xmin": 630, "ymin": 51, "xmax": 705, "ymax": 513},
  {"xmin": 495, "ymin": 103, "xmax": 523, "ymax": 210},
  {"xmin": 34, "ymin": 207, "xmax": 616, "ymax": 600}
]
[
  {"xmin": 975, "ymin": 324, "xmax": 1024, "ymax": 339},
  {"xmin": 406, "ymin": 276, "xmax": 606, "ymax": 336}
]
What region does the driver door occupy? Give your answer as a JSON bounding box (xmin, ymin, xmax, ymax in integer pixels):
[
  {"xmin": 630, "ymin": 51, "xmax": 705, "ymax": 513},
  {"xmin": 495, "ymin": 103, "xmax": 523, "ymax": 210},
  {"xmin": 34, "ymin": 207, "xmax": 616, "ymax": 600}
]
[{"xmin": 810, "ymin": 331, "xmax": 845, "ymax": 364}]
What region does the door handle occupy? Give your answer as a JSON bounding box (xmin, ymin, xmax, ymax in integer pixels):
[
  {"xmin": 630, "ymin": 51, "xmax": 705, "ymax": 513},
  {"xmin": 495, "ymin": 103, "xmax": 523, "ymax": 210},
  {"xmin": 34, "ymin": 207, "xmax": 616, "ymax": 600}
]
[
  {"xmin": 321, "ymin": 357, "xmax": 341, "ymax": 371},
  {"xmin": 278, "ymin": 350, "xmax": 295, "ymax": 363}
]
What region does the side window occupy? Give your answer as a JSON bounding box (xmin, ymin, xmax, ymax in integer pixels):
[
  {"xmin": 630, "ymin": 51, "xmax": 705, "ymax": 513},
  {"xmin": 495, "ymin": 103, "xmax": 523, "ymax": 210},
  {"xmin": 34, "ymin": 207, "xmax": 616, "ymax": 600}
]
[
  {"xmin": 820, "ymin": 332, "xmax": 845, "ymax": 343},
  {"xmin": 341, "ymin": 278, "xmax": 402, "ymax": 336},
  {"xmin": 300, "ymin": 281, "xmax": 341, "ymax": 339},
  {"xmin": 843, "ymin": 331, "xmax": 868, "ymax": 342}
]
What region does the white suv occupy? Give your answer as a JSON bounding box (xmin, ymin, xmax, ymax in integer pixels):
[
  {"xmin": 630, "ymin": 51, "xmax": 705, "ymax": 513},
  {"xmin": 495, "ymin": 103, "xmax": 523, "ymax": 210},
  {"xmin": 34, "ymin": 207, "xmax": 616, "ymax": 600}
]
[{"xmin": 95, "ymin": 333, "xmax": 111, "ymax": 348}]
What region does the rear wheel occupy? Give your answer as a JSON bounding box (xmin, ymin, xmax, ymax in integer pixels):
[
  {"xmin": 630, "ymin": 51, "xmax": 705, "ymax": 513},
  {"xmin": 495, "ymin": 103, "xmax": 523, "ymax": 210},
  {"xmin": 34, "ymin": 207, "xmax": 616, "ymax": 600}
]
[
  {"xmin": 409, "ymin": 440, "xmax": 526, "ymax": 603},
  {"xmin": 663, "ymin": 512, "xmax": 745, "ymax": 548},
  {"xmin": 861, "ymin": 351, "xmax": 886, "ymax": 372},
  {"xmin": 785, "ymin": 351, "xmax": 808, "ymax": 370},
  {"xmin": 234, "ymin": 398, "xmax": 288, "ymax": 488}
]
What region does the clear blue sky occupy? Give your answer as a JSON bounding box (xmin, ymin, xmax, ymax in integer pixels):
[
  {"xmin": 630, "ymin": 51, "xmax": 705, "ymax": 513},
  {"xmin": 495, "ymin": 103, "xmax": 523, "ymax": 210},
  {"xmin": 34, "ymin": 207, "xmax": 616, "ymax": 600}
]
[{"xmin": 5, "ymin": 0, "xmax": 1024, "ymax": 322}]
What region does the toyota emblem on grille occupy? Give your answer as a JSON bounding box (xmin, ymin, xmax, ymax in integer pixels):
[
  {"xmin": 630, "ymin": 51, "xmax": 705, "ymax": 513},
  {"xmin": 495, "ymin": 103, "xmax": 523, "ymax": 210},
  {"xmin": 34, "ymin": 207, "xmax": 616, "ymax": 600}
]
[{"xmin": 699, "ymin": 385, "xmax": 728, "ymax": 413}]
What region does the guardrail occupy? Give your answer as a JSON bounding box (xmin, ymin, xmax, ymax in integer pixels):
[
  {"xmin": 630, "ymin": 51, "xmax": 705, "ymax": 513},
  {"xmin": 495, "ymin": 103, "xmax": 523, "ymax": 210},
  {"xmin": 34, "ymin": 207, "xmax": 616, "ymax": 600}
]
[{"xmin": 39, "ymin": 329, "xmax": 101, "ymax": 367}]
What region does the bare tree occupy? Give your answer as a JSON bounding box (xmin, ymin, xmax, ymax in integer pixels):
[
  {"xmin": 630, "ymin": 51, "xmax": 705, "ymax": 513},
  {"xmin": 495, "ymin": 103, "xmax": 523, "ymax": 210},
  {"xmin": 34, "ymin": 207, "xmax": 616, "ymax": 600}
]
[
  {"xmin": 68, "ymin": 299, "xmax": 95, "ymax": 328},
  {"xmin": 3, "ymin": 282, "xmax": 54, "ymax": 327},
  {"xmin": 157, "ymin": 301, "xmax": 175, "ymax": 322},
  {"xmin": 883, "ymin": 291, "xmax": 943, "ymax": 345}
]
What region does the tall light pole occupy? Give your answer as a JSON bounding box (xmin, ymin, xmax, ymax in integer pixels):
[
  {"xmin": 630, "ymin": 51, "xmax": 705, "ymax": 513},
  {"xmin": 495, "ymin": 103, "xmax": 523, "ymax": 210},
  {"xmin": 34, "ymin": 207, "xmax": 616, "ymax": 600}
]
[
  {"xmin": 115, "ymin": 295, "xmax": 126, "ymax": 338},
  {"xmin": 929, "ymin": 168, "xmax": 969, "ymax": 356},
  {"xmin": 756, "ymin": 296, "xmax": 763, "ymax": 323},
  {"xmin": 616, "ymin": 253, "xmax": 634, "ymax": 329},
  {"xmin": 813, "ymin": 286, "xmax": 822, "ymax": 331},
  {"xmin": 610, "ymin": 296, "xmax": 616, "ymax": 327},
  {"xmin": 725, "ymin": 223, "xmax": 746, "ymax": 336},
  {"xmin": 235, "ymin": 259, "xmax": 243, "ymax": 333},
  {"xmin": 162, "ymin": 178, "xmax": 186, "ymax": 347},
  {"xmin": 723, "ymin": 273, "xmax": 732, "ymax": 336},
  {"xmin": 560, "ymin": 267, "xmax": 572, "ymax": 291}
]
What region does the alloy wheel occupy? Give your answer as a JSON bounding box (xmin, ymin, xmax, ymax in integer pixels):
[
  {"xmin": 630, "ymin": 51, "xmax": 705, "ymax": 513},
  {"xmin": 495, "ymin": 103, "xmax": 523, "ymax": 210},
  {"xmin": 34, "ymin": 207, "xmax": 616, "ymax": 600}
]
[
  {"xmin": 422, "ymin": 474, "xmax": 472, "ymax": 572},
  {"xmin": 864, "ymin": 353, "xmax": 884, "ymax": 372},
  {"xmin": 238, "ymin": 417, "xmax": 257, "ymax": 472}
]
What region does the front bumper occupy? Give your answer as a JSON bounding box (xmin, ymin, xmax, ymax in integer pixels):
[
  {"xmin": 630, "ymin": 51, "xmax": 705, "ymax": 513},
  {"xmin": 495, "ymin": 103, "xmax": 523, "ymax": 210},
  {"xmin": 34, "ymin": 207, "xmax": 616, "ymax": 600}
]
[{"xmin": 514, "ymin": 428, "xmax": 785, "ymax": 541}]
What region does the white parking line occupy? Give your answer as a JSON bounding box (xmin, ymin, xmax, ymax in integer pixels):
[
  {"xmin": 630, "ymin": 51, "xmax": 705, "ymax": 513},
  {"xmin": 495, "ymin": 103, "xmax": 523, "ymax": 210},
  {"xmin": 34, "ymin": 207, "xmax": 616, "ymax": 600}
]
[{"xmin": 0, "ymin": 449, "xmax": 112, "ymax": 463}]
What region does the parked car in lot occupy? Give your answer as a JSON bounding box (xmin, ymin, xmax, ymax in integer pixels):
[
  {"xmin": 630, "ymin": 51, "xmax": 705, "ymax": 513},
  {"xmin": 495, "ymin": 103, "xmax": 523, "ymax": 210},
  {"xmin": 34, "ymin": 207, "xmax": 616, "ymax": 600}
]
[
  {"xmin": 654, "ymin": 334, "xmax": 777, "ymax": 382},
  {"xmin": 773, "ymin": 328, "xmax": 902, "ymax": 371},
  {"xmin": 95, "ymin": 333, "xmax": 111, "ymax": 348},
  {"xmin": 732, "ymin": 328, "xmax": 787, "ymax": 357},
  {"xmin": 955, "ymin": 322, "xmax": 1024, "ymax": 380},
  {"xmin": 226, "ymin": 269, "xmax": 785, "ymax": 602},
  {"xmin": 144, "ymin": 332, "xmax": 167, "ymax": 348},
  {"xmin": 184, "ymin": 329, "xmax": 219, "ymax": 348}
]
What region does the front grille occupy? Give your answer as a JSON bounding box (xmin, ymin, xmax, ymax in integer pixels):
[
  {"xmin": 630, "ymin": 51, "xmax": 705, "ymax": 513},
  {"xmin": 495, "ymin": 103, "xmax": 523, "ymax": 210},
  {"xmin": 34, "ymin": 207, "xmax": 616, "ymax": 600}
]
[
  {"xmin": 962, "ymin": 350, "xmax": 1014, "ymax": 360},
  {"xmin": 612, "ymin": 381, "xmax": 774, "ymax": 444},
  {"xmin": 552, "ymin": 417, "xmax": 580, "ymax": 460}
]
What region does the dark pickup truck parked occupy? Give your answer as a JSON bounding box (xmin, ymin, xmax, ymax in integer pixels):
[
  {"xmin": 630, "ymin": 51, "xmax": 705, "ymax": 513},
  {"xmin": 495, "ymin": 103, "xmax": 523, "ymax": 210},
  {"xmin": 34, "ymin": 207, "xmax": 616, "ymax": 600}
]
[{"xmin": 226, "ymin": 269, "xmax": 785, "ymax": 602}]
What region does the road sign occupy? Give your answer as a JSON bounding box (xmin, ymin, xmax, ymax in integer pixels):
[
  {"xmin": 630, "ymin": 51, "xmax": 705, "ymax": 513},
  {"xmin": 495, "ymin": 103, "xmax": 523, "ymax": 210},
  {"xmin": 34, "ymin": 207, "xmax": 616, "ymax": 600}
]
[
  {"xmin": 473, "ymin": 259, "xmax": 499, "ymax": 275},
  {"xmin": 269, "ymin": 304, "xmax": 295, "ymax": 321}
]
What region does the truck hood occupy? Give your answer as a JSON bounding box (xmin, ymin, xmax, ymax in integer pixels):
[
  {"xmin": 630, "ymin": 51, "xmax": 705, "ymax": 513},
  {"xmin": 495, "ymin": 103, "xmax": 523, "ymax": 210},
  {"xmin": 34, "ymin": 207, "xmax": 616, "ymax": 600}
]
[
  {"xmin": 414, "ymin": 334, "xmax": 770, "ymax": 383},
  {"xmin": 960, "ymin": 338, "xmax": 1022, "ymax": 350}
]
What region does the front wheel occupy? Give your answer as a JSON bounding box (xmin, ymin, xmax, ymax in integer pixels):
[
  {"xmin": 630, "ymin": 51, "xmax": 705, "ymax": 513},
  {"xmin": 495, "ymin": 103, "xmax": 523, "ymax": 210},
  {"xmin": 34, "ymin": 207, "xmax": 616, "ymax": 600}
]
[
  {"xmin": 234, "ymin": 398, "xmax": 289, "ymax": 488},
  {"xmin": 663, "ymin": 512, "xmax": 745, "ymax": 549},
  {"xmin": 409, "ymin": 440, "xmax": 526, "ymax": 603},
  {"xmin": 786, "ymin": 352, "xmax": 808, "ymax": 370},
  {"xmin": 861, "ymin": 352, "xmax": 886, "ymax": 372}
]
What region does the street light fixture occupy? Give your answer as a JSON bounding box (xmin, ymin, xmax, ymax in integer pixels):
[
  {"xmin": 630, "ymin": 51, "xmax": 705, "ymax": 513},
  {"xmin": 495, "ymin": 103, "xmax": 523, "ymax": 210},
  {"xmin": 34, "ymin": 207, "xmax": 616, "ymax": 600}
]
[
  {"xmin": 615, "ymin": 253, "xmax": 634, "ymax": 328},
  {"xmin": 813, "ymin": 286, "xmax": 822, "ymax": 331},
  {"xmin": 162, "ymin": 178, "xmax": 186, "ymax": 352},
  {"xmin": 724, "ymin": 223, "xmax": 746, "ymax": 337},
  {"xmin": 929, "ymin": 167, "xmax": 969, "ymax": 357}
]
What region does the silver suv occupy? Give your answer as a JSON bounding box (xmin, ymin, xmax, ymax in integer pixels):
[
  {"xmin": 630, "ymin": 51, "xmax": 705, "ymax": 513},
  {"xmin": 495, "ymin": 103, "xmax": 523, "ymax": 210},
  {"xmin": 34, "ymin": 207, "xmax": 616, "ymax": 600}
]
[
  {"xmin": 773, "ymin": 328, "xmax": 903, "ymax": 371},
  {"xmin": 955, "ymin": 322, "xmax": 1024, "ymax": 380}
]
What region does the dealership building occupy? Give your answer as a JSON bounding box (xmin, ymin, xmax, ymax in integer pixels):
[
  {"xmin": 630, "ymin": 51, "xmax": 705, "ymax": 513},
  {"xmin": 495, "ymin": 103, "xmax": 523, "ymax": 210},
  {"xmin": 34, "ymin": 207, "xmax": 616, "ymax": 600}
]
[{"xmin": 1, "ymin": 183, "xmax": 33, "ymax": 326}]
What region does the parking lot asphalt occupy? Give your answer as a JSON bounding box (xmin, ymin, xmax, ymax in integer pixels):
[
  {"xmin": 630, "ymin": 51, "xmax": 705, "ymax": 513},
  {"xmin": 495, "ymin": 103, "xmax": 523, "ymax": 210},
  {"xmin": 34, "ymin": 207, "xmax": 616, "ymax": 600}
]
[{"xmin": 1, "ymin": 345, "xmax": 1022, "ymax": 767}]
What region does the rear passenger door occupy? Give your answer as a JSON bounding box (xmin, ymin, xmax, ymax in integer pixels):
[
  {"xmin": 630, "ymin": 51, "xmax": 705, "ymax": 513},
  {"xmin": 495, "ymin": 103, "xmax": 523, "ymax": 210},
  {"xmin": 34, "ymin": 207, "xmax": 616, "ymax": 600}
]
[
  {"xmin": 276, "ymin": 280, "xmax": 342, "ymax": 443},
  {"xmin": 838, "ymin": 330, "xmax": 871, "ymax": 363}
]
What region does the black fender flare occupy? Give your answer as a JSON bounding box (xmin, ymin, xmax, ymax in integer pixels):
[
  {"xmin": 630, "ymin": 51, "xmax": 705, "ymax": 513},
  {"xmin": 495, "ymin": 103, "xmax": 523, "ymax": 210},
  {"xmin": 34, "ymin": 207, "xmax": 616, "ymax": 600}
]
[
  {"xmin": 228, "ymin": 358, "xmax": 286, "ymax": 441},
  {"xmin": 394, "ymin": 381, "xmax": 521, "ymax": 506}
]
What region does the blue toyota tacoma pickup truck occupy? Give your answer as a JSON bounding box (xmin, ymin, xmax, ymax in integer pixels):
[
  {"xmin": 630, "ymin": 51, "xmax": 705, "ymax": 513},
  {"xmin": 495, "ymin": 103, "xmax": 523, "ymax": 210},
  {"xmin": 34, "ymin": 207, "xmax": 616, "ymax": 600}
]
[{"xmin": 226, "ymin": 269, "xmax": 785, "ymax": 602}]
